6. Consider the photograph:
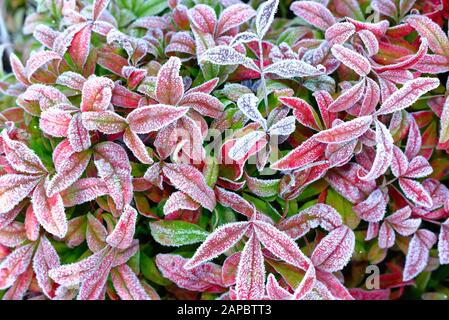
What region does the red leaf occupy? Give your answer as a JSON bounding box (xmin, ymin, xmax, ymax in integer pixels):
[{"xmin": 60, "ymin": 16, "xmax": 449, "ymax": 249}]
[
  {"xmin": 86, "ymin": 213, "xmax": 107, "ymax": 252},
  {"xmin": 215, "ymin": 186, "xmax": 254, "ymax": 218},
  {"xmin": 270, "ymin": 135, "xmax": 326, "ymax": 170},
  {"xmin": 32, "ymin": 179, "xmax": 68, "ymax": 238},
  {"xmin": 406, "ymin": 15, "xmax": 449, "ymax": 56},
  {"xmin": 40, "ymin": 108, "xmax": 72, "ymax": 137},
  {"xmin": 290, "ymin": 1, "xmax": 336, "ymax": 31},
  {"xmin": 311, "ymin": 225, "xmax": 355, "ymax": 272},
  {"xmin": 314, "ymin": 115, "xmax": 372, "ymax": 144},
  {"xmin": 236, "ymin": 232, "xmax": 265, "ymax": 300},
  {"xmin": 216, "ymin": 4, "xmax": 256, "ymax": 36},
  {"xmin": 123, "ymin": 128, "xmax": 153, "ymax": 164},
  {"xmin": 81, "ymin": 111, "xmax": 127, "ymax": 134},
  {"xmin": 155, "ymin": 57, "xmax": 184, "ymax": 105},
  {"xmin": 279, "ymin": 203, "xmax": 343, "ymax": 239},
  {"xmin": 188, "ymin": 4, "xmax": 217, "ymax": 34},
  {"xmin": 184, "ymin": 222, "xmax": 250, "ymax": 269},
  {"xmin": 403, "ymin": 229, "xmax": 437, "ymax": 281},
  {"xmin": 358, "ymin": 120, "xmax": 394, "ymax": 181},
  {"xmin": 0, "ymin": 174, "xmax": 41, "ymax": 214},
  {"xmin": 353, "ymin": 189, "xmax": 387, "ymax": 222},
  {"xmin": 399, "ymin": 178, "xmax": 433, "ymax": 208},
  {"xmin": 32, "ymin": 236, "xmax": 60, "ymax": 298},
  {"xmin": 325, "ymin": 22, "xmax": 355, "ymax": 45},
  {"xmin": 179, "ymin": 92, "xmax": 224, "ymax": 119},
  {"xmin": 253, "ymin": 220, "xmax": 311, "ymax": 271},
  {"xmin": 68, "ymin": 113, "xmax": 91, "ymax": 152},
  {"xmin": 2, "ymin": 130, "xmax": 47, "ymax": 174},
  {"xmin": 162, "ymin": 163, "xmax": 216, "ymax": 211},
  {"xmin": 331, "ymin": 44, "xmax": 371, "ymax": 76},
  {"xmin": 278, "ymin": 96, "xmax": 321, "ymax": 131},
  {"xmin": 0, "ymin": 243, "xmax": 35, "ymax": 290},
  {"xmin": 60, "ymin": 178, "xmax": 108, "ymax": 207},
  {"xmin": 68, "ymin": 23, "xmax": 92, "ymax": 70},
  {"xmin": 46, "ymin": 150, "xmax": 91, "ymax": 197},
  {"xmin": 80, "ymin": 76, "xmax": 115, "ymax": 112},
  {"xmin": 376, "ymin": 78, "xmax": 440, "ymax": 115},
  {"xmin": 111, "ymin": 264, "xmax": 151, "ymax": 300},
  {"xmin": 127, "ymin": 104, "xmax": 188, "ymax": 134},
  {"xmin": 327, "ymin": 79, "xmax": 366, "ymax": 112},
  {"xmin": 164, "ymin": 191, "xmax": 200, "ymax": 215},
  {"xmin": 106, "ymin": 205, "xmax": 138, "ymax": 250},
  {"xmin": 93, "ymin": 142, "xmax": 133, "ymax": 211},
  {"xmin": 438, "ymin": 219, "xmax": 449, "ymax": 264}
]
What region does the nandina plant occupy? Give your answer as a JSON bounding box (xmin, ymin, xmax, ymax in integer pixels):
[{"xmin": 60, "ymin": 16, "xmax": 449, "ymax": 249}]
[{"xmin": 0, "ymin": 0, "xmax": 448, "ymax": 300}]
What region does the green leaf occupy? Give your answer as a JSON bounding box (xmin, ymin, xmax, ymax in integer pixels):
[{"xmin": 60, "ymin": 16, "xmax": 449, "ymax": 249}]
[
  {"xmin": 326, "ymin": 188, "xmax": 360, "ymax": 229},
  {"xmin": 149, "ymin": 220, "xmax": 209, "ymax": 246},
  {"xmin": 266, "ymin": 259, "xmax": 305, "ymax": 288},
  {"xmin": 140, "ymin": 252, "xmax": 172, "ymax": 286}
]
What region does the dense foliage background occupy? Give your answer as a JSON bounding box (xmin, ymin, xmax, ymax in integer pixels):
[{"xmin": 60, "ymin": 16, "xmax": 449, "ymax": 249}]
[{"xmin": 0, "ymin": 0, "xmax": 449, "ymax": 300}]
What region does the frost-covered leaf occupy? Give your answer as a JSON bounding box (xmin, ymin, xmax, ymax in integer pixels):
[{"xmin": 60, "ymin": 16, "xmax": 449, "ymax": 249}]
[
  {"xmin": 403, "ymin": 229, "xmax": 437, "ymax": 281},
  {"xmin": 93, "ymin": 142, "xmax": 133, "ymax": 211},
  {"xmin": 236, "ymin": 232, "xmax": 265, "ymax": 300},
  {"xmin": 399, "ymin": 178, "xmax": 433, "ymax": 208},
  {"xmin": 406, "ymin": 15, "xmax": 449, "ymax": 56},
  {"xmin": 81, "ymin": 111, "xmax": 127, "ymax": 134},
  {"xmin": 32, "ymin": 236, "xmax": 60, "ymax": 298},
  {"xmin": 0, "ymin": 174, "xmax": 41, "ymax": 214},
  {"xmin": 229, "ymin": 131, "xmax": 267, "ymax": 161},
  {"xmin": 439, "ymin": 219, "xmax": 449, "ymax": 265},
  {"xmin": 32, "ymin": 179, "xmax": 67, "ymax": 238},
  {"xmin": 331, "ymin": 44, "xmax": 371, "ymax": 76},
  {"xmin": 353, "ymin": 189, "xmax": 386, "ymax": 222},
  {"xmin": 106, "ymin": 205, "xmax": 137, "ymax": 250},
  {"xmin": 80, "ymin": 76, "xmax": 114, "ymax": 112},
  {"xmin": 217, "ymin": 4, "xmax": 256, "ymax": 36},
  {"xmin": 376, "ymin": 78, "xmax": 440, "ymax": 115},
  {"xmin": 184, "ymin": 222, "xmax": 250, "ymax": 269},
  {"xmin": 314, "ymin": 116, "xmax": 372, "ymax": 144},
  {"xmin": 127, "ymin": 104, "xmax": 188, "ymax": 134},
  {"xmin": 264, "ymin": 59, "xmax": 323, "ymax": 78},
  {"xmin": 150, "ymin": 220, "xmax": 208, "ymax": 247},
  {"xmin": 253, "ymin": 220, "xmax": 310, "ymax": 271},
  {"xmin": 155, "ymin": 57, "xmax": 184, "ymax": 105},
  {"xmin": 358, "ymin": 120, "xmax": 393, "ymax": 181},
  {"xmin": 290, "ymin": 1, "xmax": 336, "ymax": 31},
  {"xmin": 311, "ymin": 225, "xmax": 355, "ymax": 273},
  {"xmin": 111, "ymin": 264, "xmax": 151, "ymax": 300},
  {"xmin": 256, "ymin": 0, "xmax": 279, "ymax": 39},
  {"xmin": 162, "ymin": 163, "xmax": 216, "ymax": 211},
  {"xmin": 2, "ymin": 130, "xmax": 47, "ymax": 174},
  {"xmin": 270, "ymin": 135, "xmax": 325, "ymax": 170},
  {"xmin": 278, "ymin": 97, "xmax": 321, "ymax": 131}
]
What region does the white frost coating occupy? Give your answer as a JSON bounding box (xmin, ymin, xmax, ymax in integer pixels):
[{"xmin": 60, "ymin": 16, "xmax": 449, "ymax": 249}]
[
  {"xmin": 264, "ymin": 59, "xmax": 323, "ymax": 78},
  {"xmin": 376, "ymin": 78, "xmax": 440, "ymax": 115},
  {"xmin": 353, "ymin": 188, "xmax": 387, "ymax": 222},
  {"xmin": 106, "ymin": 204, "xmax": 138, "ymax": 250},
  {"xmin": 236, "ymin": 232, "xmax": 265, "ymax": 300},
  {"xmin": 31, "ymin": 179, "xmax": 68, "ymax": 238},
  {"xmin": 325, "ymin": 22, "xmax": 355, "ymax": 45},
  {"xmin": 201, "ymin": 45, "xmax": 247, "ymax": 65},
  {"xmin": 56, "ymin": 71, "xmax": 86, "ymax": 91},
  {"xmin": 403, "ymin": 156, "xmax": 433, "ymax": 179},
  {"xmin": 184, "ymin": 222, "xmax": 250, "ymax": 269},
  {"xmin": 163, "ymin": 191, "xmax": 200, "ymax": 215},
  {"xmin": 162, "ymin": 163, "xmax": 216, "ymax": 211},
  {"xmin": 403, "ymin": 229, "xmax": 437, "ymax": 281},
  {"xmin": 331, "ymin": 44, "xmax": 371, "ymax": 76},
  {"xmin": 438, "ymin": 219, "xmax": 449, "ymax": 264},
  {"xmin": 229, "ymin": 131, "xmax": 267, "ymax": 161},
  {"xmin": 237, "ymin": 94, "xmax": 267, "ymax": 129},
  {"xmin": 230, "ymin": 32, "xmax": 259, "ymax": 47},
  {"xmin": 399, "ymin": 178, "xmax": 433, "ymax": 208},
  {"xmin": 0, "ymin": 174, "xmax": 42, "ymax": 214},
  {"xmin": 311, "ymin": 225, "xmax": 355, "ymax": 273},
  {"xmin": 81, "ymin": 111, "xmax": 128, "ymax": 134},
  {"xmin": 314, "ymin": 115, "xmax": 372, "ymax": 144},
  {"xmin": 269, "ymin": 116, "xmax": 296, "ymax": 136},
  {"xmin": 49, "ymin": 246, "xmax": 110, "ymax": 287},
  {"xmin": 358, "ymin": 120, "xmax": 393, "ymax": 181},
  {"xmin": 391, "ymin": 146, "xmax": 409, "ymax": 177},
  {"xmin": 32, "ymin": 236, "xmax": 60, "ymax": 298},
  {"xmin": 256, "ymin": 0, "xmax": 279, "ymax": 39}
]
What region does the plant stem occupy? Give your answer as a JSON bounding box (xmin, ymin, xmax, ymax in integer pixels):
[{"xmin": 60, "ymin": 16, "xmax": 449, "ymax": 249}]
[{"xmin": 258, "ymin": 38, "xmax": 269, "ymax": 116}]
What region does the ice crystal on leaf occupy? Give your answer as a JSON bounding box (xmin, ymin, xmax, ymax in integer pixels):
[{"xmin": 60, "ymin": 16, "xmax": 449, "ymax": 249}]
[{"xmin": 1, "ymin": 0, "xmax": 449, "ymax": 301}]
